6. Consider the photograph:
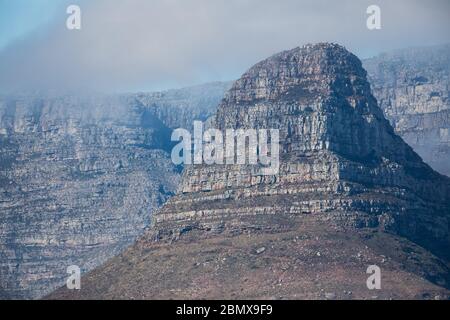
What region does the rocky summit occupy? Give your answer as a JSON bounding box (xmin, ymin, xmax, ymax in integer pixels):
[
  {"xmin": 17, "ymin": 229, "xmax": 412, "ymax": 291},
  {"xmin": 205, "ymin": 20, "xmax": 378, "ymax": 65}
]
[{"xmin": 49, "ymin": 43, "xmax": 450, "ymax": 300}]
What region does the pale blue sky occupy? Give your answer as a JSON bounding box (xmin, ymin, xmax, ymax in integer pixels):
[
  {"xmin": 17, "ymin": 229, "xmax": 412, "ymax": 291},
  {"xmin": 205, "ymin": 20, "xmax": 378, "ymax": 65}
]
[{"xmin": 0, "ymin": 0, "xmax": 70, "ymax": 50}]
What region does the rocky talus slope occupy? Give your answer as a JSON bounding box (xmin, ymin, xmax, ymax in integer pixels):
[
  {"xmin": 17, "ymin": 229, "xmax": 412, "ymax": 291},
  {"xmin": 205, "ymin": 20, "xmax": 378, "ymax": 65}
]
[
  {"xmin": 0, "ymin": 82, "xmax": 229, "ymax": 299},
  {"xmin": 364, "ymin": 44, "xmax": 450, "ymax": 176},
  {"xmin": 49, "ymin": 44, "xmax": 450, "ymax": 300}
]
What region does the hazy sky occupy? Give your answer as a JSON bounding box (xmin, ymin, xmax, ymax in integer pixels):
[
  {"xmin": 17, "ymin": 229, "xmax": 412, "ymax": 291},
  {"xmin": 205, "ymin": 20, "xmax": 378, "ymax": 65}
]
[{"xmin": 0, "ymin": 0, "xmax": 449, "ymax": 93}]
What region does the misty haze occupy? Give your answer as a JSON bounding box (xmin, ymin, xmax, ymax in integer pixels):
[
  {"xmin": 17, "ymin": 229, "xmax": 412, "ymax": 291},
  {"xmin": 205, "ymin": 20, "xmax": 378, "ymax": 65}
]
[{"xmin": 0, "ymin": 0, "xmax": 449, "ymax": 304}]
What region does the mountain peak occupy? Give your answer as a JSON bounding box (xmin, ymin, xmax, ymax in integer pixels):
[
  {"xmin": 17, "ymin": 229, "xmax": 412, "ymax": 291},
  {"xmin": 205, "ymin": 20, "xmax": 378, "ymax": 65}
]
[
  {"xmin": 48, "ymin": 44, "xmax": 450, "ymax": 300},
  {"xmin": 216, "ymin": 43, "xmax": 425, "ymax": 173},
  {"xmin": 221, "ymin": 43, "xmax": 365, "ymax": 106},
  {"xmin": 148, "ymin": 44, "xmax": 450, "ymax": 262}
]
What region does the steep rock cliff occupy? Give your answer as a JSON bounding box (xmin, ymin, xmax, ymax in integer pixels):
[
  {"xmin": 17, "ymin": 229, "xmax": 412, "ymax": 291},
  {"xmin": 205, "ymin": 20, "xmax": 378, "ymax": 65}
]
[
  {"xmin": 364, "ymin": 44, "xmax": 450, "ymax": 176},
  {"xmin": 49, "ymin": 44, "xmax": 450, "ymax": 300},
  {"xmin": 0, "ymin": 94, "xmax": 181, "ymax": 299},
  {"xmin": 154, "ymin": 44, "xmax": 450, "ymax": 260}
]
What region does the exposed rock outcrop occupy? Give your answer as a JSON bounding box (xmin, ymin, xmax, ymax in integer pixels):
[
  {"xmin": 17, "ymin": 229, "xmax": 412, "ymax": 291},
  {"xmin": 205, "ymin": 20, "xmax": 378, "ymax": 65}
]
[
  {"xmin": 133, "ymin": 81, "xmax": 232, "ymax": 130},
  {"xmin": 49, "ymin": 44, "xmax": 450, "ymax": 300},
  {"xmin": 3, "ymin": 44, "xmax": 450, "ymax": 300},
  {"xmin": 0, "ymin": 81, "xmax": 230, "ymax": 299},
  {"xmin": 153, "ymin": 43, "xmax": 450, "ymax": 260},
  {"xmin": 0, "ymin": 94, "xmax": 181, "ymax": 299}
]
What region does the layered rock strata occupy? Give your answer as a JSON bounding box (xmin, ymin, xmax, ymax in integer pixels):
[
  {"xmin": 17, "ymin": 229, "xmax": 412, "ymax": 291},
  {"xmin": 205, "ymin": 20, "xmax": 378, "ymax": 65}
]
[
  {"xmin": 0, "ymin": 95, "xmax": 179, "ymax": 299},
  {"xmin": 48, "ymin": 44, "xmax": 450, "ymax": 300},
  {"xmin": 364, "ymin": 44, "xmax": 450, "ymax": 176},
  {"xmin": 152, "ymin": 43, "xmax": 450, "ymax": 262}
]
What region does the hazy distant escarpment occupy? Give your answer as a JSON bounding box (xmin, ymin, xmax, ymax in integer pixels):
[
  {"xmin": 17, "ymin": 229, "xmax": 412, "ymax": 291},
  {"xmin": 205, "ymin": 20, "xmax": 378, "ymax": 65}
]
[
  {"xmin": 364, "ymin": 44, "xmax": 450, "ymax": 176},
  {"xmin": 0, "ymin": 82, "xmax": 230, "ymax": 299}
]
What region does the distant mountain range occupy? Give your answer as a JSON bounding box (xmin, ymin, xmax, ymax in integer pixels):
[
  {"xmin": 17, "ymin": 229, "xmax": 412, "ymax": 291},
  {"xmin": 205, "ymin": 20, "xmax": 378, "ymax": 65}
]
[{"xmin": 0, "ymin": 84, "xmax": 230, "ymax": 299}]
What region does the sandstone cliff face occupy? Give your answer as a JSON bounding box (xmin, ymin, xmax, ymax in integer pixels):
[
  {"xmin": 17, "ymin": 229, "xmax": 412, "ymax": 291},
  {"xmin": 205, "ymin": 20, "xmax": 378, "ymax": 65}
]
[
  {"xmin": 0, "ymin": 95, "xmax": 178, "ymax": 299},
  {"xmin": 133, "ymin": 81, "xmax": 232, "ymax": 130},
  {"xmin": 3, "ymin": 44, "xmax": 450, "ymax": 300},
  {"xmin": 133, "ymin": 45, "xmax": 450, "ymax": 180},
  {"xmin": 48, "ymin": 44, "xmax": 450, "ymax": 300},
  {"xmin": 0, "ymin": 82, "xmax": 230, "ymax": 299},
  {"xmin": 153, "ymin": 43, "xmax": 450, "ymax": 262},
  {"xmin": 364, "ymin": 44, "xmax": 450, "ymax": 176},
  {"xmin": 131, "ymin": 46, "xmax": 450, "ymax": 179},
  {"xmin": 0, "ymin": 94, "xmax": 177, "ymax": 299}
]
